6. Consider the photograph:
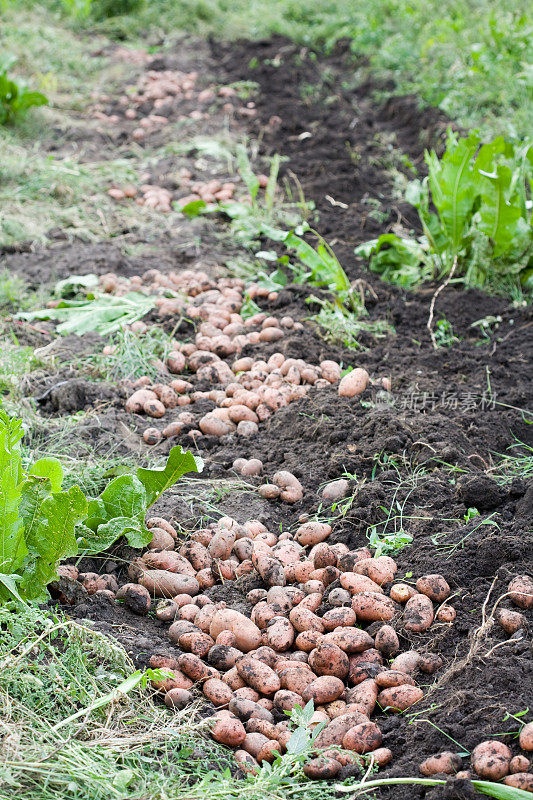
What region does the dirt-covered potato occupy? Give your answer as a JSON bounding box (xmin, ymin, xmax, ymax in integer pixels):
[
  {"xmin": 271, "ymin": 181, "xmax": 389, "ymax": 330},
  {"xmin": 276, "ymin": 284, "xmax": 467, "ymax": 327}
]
[
  {"xmin": 416, "ymin": 574, "xmax": 451, "ymax": 602},
  {"xmin": 471, "ymin": 740, "xmax": 512, "ymax": 779},
  {"xmin": 209, "ymin": 609, "xmax": 262, "ymax": 652},
  {"xmin": 403, "ymin": 594, "xmax": 434, "ymax": 632},
  {"xmin": 303, "ymin": 756, "xmax": 342, "ymax": 779},
  {"xmin": 236, "ymin": 656, "xmax": 281, "ymax": 695},
  {"xmin": 302, "ymin": 676, "xmax": 344, "ymax": 704},
  {"xmin": 115, "ymin": 583, "xmax": 151, "ymax": 615},
  {"xmin": 203, "ymin": 678, "xmax": 235, "ymax": 707},
  {"xmin": 267, "ymin": 617, "xmax": 295, "ymax": 652},
  {"xmin": 503, "ymin": 773, "xmax": 533, "ymax": 791},
  {"xmin": 419, "ymin": 751, "xmax": 462, "ymax": 775},
  {"xmin": 374, "ymin": 625, "xmax": 400, "ymax": 657},
  {"xmin": 352, "ymin": 592, "xmax": 395, "ymax": 622},
  {"xmin": 508, "ymin": 575, "xmax": 533, "ymax": 609},
  {"xmin": 139, "ymin": 570, "xmax": 200, "ymax": 598},
  {"xmin": 314, "ymin": 710, "xmax": 368, "ymax": 749},
  {"xmin": 345, "ymin": 679, "xmax": 378, "ymax": 716},
  {"xmin": 211, "ymin": 713, "xmax": 246, "ymax": 746},
  {"xmin": 342, "ymin": 721, "xmax": 382, "ymax": 753},
  {"xmin": 164, "ymin": 688, "xmax": 193, "ymax": 710},
  {"xmin": 520, "ymin": 722, "xmax": 533, "ymax": 751},
  {"xmin": 308, "ymin": 642, "xmax": 349, "ymax": 679},
  {"xmin": 377, "ymin": 685, "xmax": 424, "ymax": 711}
]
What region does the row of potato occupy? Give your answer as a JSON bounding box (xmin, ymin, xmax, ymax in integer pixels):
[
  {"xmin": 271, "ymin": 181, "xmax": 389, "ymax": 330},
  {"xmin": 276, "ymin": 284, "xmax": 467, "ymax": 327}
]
[{"xmin": 66, "ymin": 513, "xmax": 532, "ymax": 784}]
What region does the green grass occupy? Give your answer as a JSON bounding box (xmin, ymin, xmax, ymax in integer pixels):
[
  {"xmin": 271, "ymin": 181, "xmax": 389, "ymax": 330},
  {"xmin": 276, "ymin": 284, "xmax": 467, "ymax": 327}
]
[{"xmin": 32, "ymin": 0, "xmax": 533, "ymax": 142}]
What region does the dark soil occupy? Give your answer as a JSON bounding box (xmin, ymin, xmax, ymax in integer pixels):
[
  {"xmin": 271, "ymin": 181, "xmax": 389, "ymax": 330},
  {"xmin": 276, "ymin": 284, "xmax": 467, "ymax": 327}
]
[{"xmin": 2, "ymin": 33, "xmax": 532, "ymax": 800}]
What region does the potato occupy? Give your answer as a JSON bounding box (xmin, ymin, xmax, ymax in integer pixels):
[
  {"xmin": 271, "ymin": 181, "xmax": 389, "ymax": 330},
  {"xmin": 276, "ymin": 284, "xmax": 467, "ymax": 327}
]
[
  {"xmin": 252, "ymin": 552, "xmax": 286, "ymax": 587},
  {"xmin": 241, "ymin": 459, "xmax": 263, "ymax": 476},
  {"xmin": 143, "ymin": 427, "xmax": 162, "ymax": 445},
  {"xmin": 211, "ymin": 713, "xmax": 246, "ymax": 746},
  {"xmin": 289, "ymin": 607, "xmax": 324, "ymax": 633},
  {"xmin": 503, "ymin": 774, "xmax": 533, "ymax": 791},
  {"xmin": 203, "ymin": 678, "xmax": 234, "ymax": 707},
  {"xmin": 208, "ymin": 645, "xmax": 242, "ymax": 671},
  {"xmin": 390, "ymin": 650, "xmax": 422, "ymax": 673},
  {"xmin": 375, "ymin": 670, "xmax": 415, "ymax": 688},
  {"xmin": 369, "ymin": 747, "xmax": 393, "ymax": 767},
  {"xmin": 322, "ymin": 607, "xmax": 357, "ymax": 631},
  {"xmin": 302, "ymin": 676, "xmax": 344, "ymax": 704},
  {"xmin": 138, "ymin": 570, "xmax": 199, "ymax": 598},
  {"xmin": 404, "ymin": 594, "xmax": 434, "ymax": 632},
  {"xmin": 338, "ymin": 548, "xmax": 371, "ymax": 572},
  {"xmin": 354, "ymin": 556, "xmax": 397, "ymax": 586},
  {"xmin": 229, "ymin": 697, "xmax": 273, "ymax": 723},
  {"xmin": 177, "ymin": 603, "xmax": 199, "ymax": 622},
  {"xmin": 496, "ymin": 608, "xmax": 525, "ymax": 634},
  {"xmin": 338, "ymin": 368, "xmax": 369, "ymax": 397},
  {"xmin": 328, "ymin": 588, "xmax": 352, "ymax": 607},
  {"xmin": 252, "ymin": 603, "xmax": 277, "ymax": 629},
  {"xmin": 377, "ymin": 685, "xmax": 423, "ymax": 711},
  {"xmin": 303, "ymin": 756, "xmax": 342, "ymax": 779},
  {"xmin": 520, "ymin": 722, "xmax": 533, "ymax": 751},
  {"xmin": 419, "ymin": 752, "xmax": 462, "ymax": 776},
  {"xmin": 279, "ymin": 665, "xmax": 316, "ymax": 695},
  {"xmin": 299, "ymin": 592, "xmax": 322, "ymax": 612},
  {"xmin": 116, "ymin": 583, "xmax": 151, "ymax": 615},
  {"xmin": 508, "ymin": 575, "xmax": 533, "ymax": 609},
  {"xmin": 343, "ymin": 721, "xmax": 382, "ymax": 753},
  {"xmin": 181, "ymin": 541, "xmax": 212, "ymax": 572},
  {"xmin": 242, "ymin": 732, "xmax": 270, "ymax": 758},
  {"xmin": 295, "ymin": 630, "xmax": 324, "ymax": 652},
  {"xmin": 234, "ymin": 749, "xmax": 259, "ymax": 775},
  {"xmin": 272, "ymin": 471, "xmax": 304, "ymax": 504},
  {"xmin": 256, "ymin": 739, "xmax": 282, "ymax": 763},
  {"xmin": 178, "ymin": 630, "xmax": 215, "ymax": 659},
  {"xmin": 273, "ymin": 690, "xmax": 303, "ymax": 712},
  {"xmin": 210, "ymin": 609, "xmax": 262, "ymax": 652},
  {"xmin": 340, "ymin": 572, "xmax": 384, "ymax": 595},
  {"xmin": 352, "ymin": 592, "xmax": 395, "ymax": 622},
  {"xmin": 152, "ymin": 667, "xmax": 193, "ymax": 693},
  {"xmin": 320, "ymin": 361, "xmax": 341, "ymax": 383},
  {"xmin": 322, "ymin": 479, "xmax": 349, "ymax": 502},
  {"xmin": 208, "ymin": 529, "xmax": 236, "ymax": 559},
  {"xmin": 389, "ymin": 583, "xmax": 417, "ymax": 603},
  {"xmin": 345, "ymin": 679, "xmax": 378, "ymax": 716},
  {"xmin": 267, "ymin": 617, "xmax": 295, "ymax": 652},
  {"xmin": 315, "ymin": 710, "xmax": 368, "ymax": 749},
  {"xmin": 126, "ymin": 389, "xmax": 157, "ymax": 413},
  {"xmin": 510, "ymin": 755, "xmax": 531, "ymax": 773},
  {"xmin": 197, "ymin": 568, "xmax": 216, "ymax": 589},
  {"xmin": 436, "ymin": 605, "xmax": 456, "ymax": 623},
  {"xmin": 418, "ymin": 654, "xmax": 443, "ymax": 674},
  {"xmin": 142, "ymin": 551, "xmax": 195, "ymax": 575},
  {"xmin": 228, "ymin": 405, "xmax": 259, "ymax": 423},
  {"xmin": 323, "ymin": 628, "xmax": 374, "ymax": 654},
  {"xmin": 308, "ymin": 643, "xmax": 349, "ymax": 679},
  {"xmin": 147, "ymin": 527, "xmax": 175, "ymax": 550},
  {"xmin": 164, "ymin": 688, "xmax": 193, "ymax": 710},
  {"xmin": 144, "ymin": 398, "xmax": 166, "ymax": 418},
  {"xmin": 236, "ymin": 657, "xmax": 281, "ymax": 695},
  {"xmin": 374, "ymin": 625, "xmax": 400, "ymax": 657},
  {"xmin": 295, "ymin": 521, "xmax": 331, "ymax": 547},
  {"xmin": 471, "ymin": 741, "xmax": 512, "ymax": 779},
  {"xmin": 416, "ymin": 574, "xmax": 451, "ymax": 602}
]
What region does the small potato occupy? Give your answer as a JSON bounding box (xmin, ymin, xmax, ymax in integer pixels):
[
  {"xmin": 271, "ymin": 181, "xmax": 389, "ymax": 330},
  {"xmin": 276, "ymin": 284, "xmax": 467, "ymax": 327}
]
[
  {"xmin": 323, "ymin": 628, "xmax": 374, "ymax": 654},
  {"xmin": 303, "ymin": 756, "xmax": 342, "ymax": 779},
  {"xmin": 252, "ymin": 552, "xmax": 286, "ymax": 587},
  {"xmin": 147, "ymin": 527, "xmax": 175, "ymax": 550},
  {"xmin": 125, "ymin": 388, "xmax": 157, "ymax": 413},
  {"xmin": 345, "ymin": 679, "xmax": 378, "ymax": 716},
  {"xmin": 503, "ymin": 774, "xmax": 533, "ymax": 791},
  {"xmin": 274, "ymin": 690, "xmax": 303, "ymax": 712},
  {"xmin": 340, "ymin": 572, "xmax": 384, "ymax": 595},
  {"xmin": 203, "ymin": 678, "xmax": 234, "ymax": 707},
  {"xmin": 315, "ymin": 710, "xmax": 368, "ymax": 749},
  {"xmin": 235, "ymin": 749, "xmax": 259, "ymax": 775},
  {"xmin": 322, "ymin": 607, "xmax": 357, "ymax": 630},
  {"xmin": 242, "ymin": 732, "xmax": 270, "ymax": 758},
  {"xmin": 211, "ymin": 713, "xmax": 246, "ymax": 746},
  {"xmin": 139, "ymin": 570, "xmax": 199, "ymax": 598},
  {"xmin": 520, "ymin": 722, "xmax": 533, "ymax": 751},
  {"xmin": 208, "ymin": 645, "xmax": 242, "ymax": 672},
  {"xmin": 374, "ymin": 625, "xmax": 400, "ymax": 657},
  {"xmin": 210, "ymin": 609, "xmax": 262, "ymax": 652},
  {"xmin": 267, "ymin": 617, "xmax": 295, "ymax": 652},
  {"xmin": 343, "ymin": 721, "xmax": 382, "ymax": 753},
  {"xmin": 508, "ymin": 575, "xmax": 533, "ymax": 609},
  {"xmin": 279, "ymin": 665, "xmax": 315, "ymax": 695},
  {"xmin": 496, "ymin": 608, "xmax": 525, "ymax": 634},
  {"xmin": 258, "ymin": 484, "xmax": 281, "ymax": 499},
  {"xmin": 144, "ymin": 399, "xmax": 166, "ymax": 418},
  {"xmin": 471, "ymin": 740, "xmax": 512, "ymax": 779},
  {"xmin": 165, "ymin": 688, "xmax": 192, "ymax": 710},
  {"xmin": 143, "ymin": 427, "xmax": 162, "ymax": 445},
  {"xmin": 404, "ymin": 594, "xmax": 434, "ymax": 632},
  {"xmin": 390, "ymin": 583, "xmax": 418, "ymax": 603},
  {"xmin": 320, "ymin": 360, "xmax": 341, "ymax": 383},
  {"xmin": 420, "ymin": 752, "xmax": 462, "ymax": 776},
  {"xmin": 368, "ymin": 747, "xmax": 393, "ymax": 767},
  {"xmin": 378, "ymin": 685, "xmax": 423, "ymax": 711},
  {"xmin": 436, "ymin": 605, "xmax": 456, "ymax": 623},
  {"xmin": 390, "ymin": 651, "xmax": 421, "ymax": 673},
  {"xmin": 167, "ymin": 351, "xmax": 186, "ymax": 373},
  {"xmin": 295, "ymin": 521, "xmax": 332, "ymax": 547},
  {"xmin": 302, "ymin": 676, "xmax": 344, "ymax": 705},
  {"xmin": 418, "ymin": 654, "xmax": 443, "ymax": 674},
  {"xmin": 416, "ymin": 574, "xmax": 451, "ymax": 602},
  {"xmin": 352, "ymin": 592, "xmax": 395, "ymax": 622},
  {"xmin": 236, "ymin": 657, "xmax": 281, "ymax": 695},
  {"xmin": 354, "ymin": 556, "xmax": 397, "ymax": 586},
  {"xmin": 289, "ymin": 607, "xmax": 324, "ymax": 633},
  {"xmin": 510, "ymin": 755, "xmax": 531, "ymax": 773},
  {"xmin": 295, "ymin": 630, "xmax": 324, "ymax": 652},
  {"xmin": 308, "ymin": 643, "xmax": 349, "ymax": 679},
  {"xmin": 256, "ymin": 739, "xmax": 282, "ymax": 763},
  {"xmin": 322, "ymin": 479, "xmax": 349, "ymax": 502},
  {"xmin": 338, "ymin": 367, "xmax": 370, "ymax": 397},
  {"xmin": 375, "ymin": 670, "xmax": 415, "ymax": 688},
  {"xmin": 240, "ymin": 459, "xmax": 263, "ymax": 476},
  {"xmin": 116, "ymin": 583, "xmax": 151, "ymax": 615}
]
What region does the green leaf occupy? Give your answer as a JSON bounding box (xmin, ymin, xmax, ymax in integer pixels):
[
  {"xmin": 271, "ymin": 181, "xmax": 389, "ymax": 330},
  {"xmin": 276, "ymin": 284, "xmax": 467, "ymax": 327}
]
[
  {"xmin": 99, "ymin": 475, "xmax": 147, "ymax": 520},
  {"xmin": 17, "ymin": 292, "xmax": 156, "ymax": 336},
  {"xmin": 0, "ymin": 573, "xmax": 26, "ymax": 605},
  {"xmin": 54, "ymin": 273, "xmax": 98, "ymax": 298},
  {"xmin": 78, "ymin": 516, "xmax": 151, "ymax": 554},
  {"xmin": 136, "ymin": 446, "xmax": 203, "ymax": 508},
  {"xmin": 0, "ymin": 411, "xmax": 26, "ymax": 575},
  {"xmin": 355, "ymin": 234, "xmax": 432, "ymax": 287},
  {"xmin": 28, "ymin": 458, "xmax": 63, "ymax": 492},
  {"xmin": 25, "ymin": 485, "xmax": 87, "ymax": 563},
  {"xmin": 236, "ymin": 144, "xmax": 260, "ymax": 201},
  {"xmin": 477, "ymin": 164, "xmax": 523, "ymax": 256},
  {"xmin": 19, "ymin": 476, "xmax": 53, "ymax": 548},
  {"xmin": 177, "ymin": 199, "xmax": 208, "ymax": 218}
]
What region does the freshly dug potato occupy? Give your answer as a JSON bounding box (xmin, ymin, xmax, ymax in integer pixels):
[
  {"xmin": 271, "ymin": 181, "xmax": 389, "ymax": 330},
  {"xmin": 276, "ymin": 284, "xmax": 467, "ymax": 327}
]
[
  {"xmin": 279, "ymin": 665, "xmax": 315, "ymax": 695},
  {"xmin": 236, "ymin": 657, "xmax": 281, "ymax": 695},
  {"xmin": 390, "ymin": 583, "xmax": 418, "ymax": 603},
  {"xmin": 178, "ymin": 629, "xmax": 215, "ymax": 659},
  {"xmin": 242, "ymin": 732, "xmax": 270, "ymax": 758},
  {"xmin": 165, "ymin": 688, "xmax": 193, "ymax": 710},
  {"xmin": 256, "ymin": 739, "xmax": 282, "ymax": 763},
  {"xmin": 510, "ymin": 755, "xmax": 531, "ymax": 773},
  {"xmin": 420, "ymin": 752, "xmax": 462, "ymax": 776},
  {"xmin": 210, "ymin": 609, "xmax": 262, "ymax": 652},
  {"xmin": 503, "ymin": 774, "xmax": 533, "ymax": 791},
  {"xmin": 252, "ymin": 552, "xmax": 286, "ymax": 587},
  {"xmin": 324, "ymin": 628, "xmax": 374, "ymax": 654},
  {"xmin": 272, "ymin": 471, "xmax": 304, "ymax": 504},
  {"xmin": 273, "ymin": 690, "xmax": 304, "ymax": 712},
  {"xmin": 343, "ymin": 721, "xmax": 382, "ymax": 753},
  {"xmin": 315, "ymin": 710, "xmax": 368, "ymax": 749},
  {"xmin": 126, "ymin": 388, "xmax": 157, "ymax": 413},
  {"xmin": 496, "ymin": 608, "xmax": 525, "ymax": 634},
  {"xmin": 308, "ymin": 643, "xmax": 349, "ymax": 679},
  {"xmin": 340, "ymin": 572, "xmax": 384, "ymax": 595},
  {"xmin": 211, "ymin": 713, "xmax": 246, "ymax": 746},
  {"xmin": 508, "ymin": 575, "xmax": 533, "ymax": 609},
  {"xmin": 295, "ymin": 521, "xmax": 332, "ymax": 547},
  {"xmin": 390, "ymin": 650, "xmax": 422, "ymax": 673},
  {"xmin": 519, "ymin": 722, "xmax": 533, "ymax": 751},
  {"xmin": 404, "ymin": 594, "xmax": 434, "ymax": 633},
  {"xmin": 354, "ymin": 556, "xmax": 397, "ymax": 586},
  {"xmin": 377, "ymin": 685, "xmax": 423, "ymax": 711},
  {"xmin": 338, "ymin": 368, "xmax": 369, "ymax": 398},
  {"xmin": 295, "ymin": 630, "xmax": 324, "ymax": 652},
  {"xmin": 178, "ymin": 653, "xmax": 211, "ymax": 682},
  {"xmin": 436, "ymin": 605, "xmax": 456, "ymax": 623},
  {"xmin": 234, "ymin": 749, "xmax": 259, "ymax": 775},
  {"xmin": 203, "ymin": 678, "xmax": 234, "ymax": 707},
  {"xmin": 229, "ymin": 697, "xmax": 273, "ymax": 723},
  {"xmin": 416, "ymin": 574, "xmax": 450, "ymax": 602},
  {"xmin": 374, "ymin": 625, "xmax": 400, "ymax": 657},
  {"xmin": 322, "ymin": 607, "xmax": 357, "ymax": 630},
  {"xmin": 267, "ymin": 617, "xmax": 295, "ymax": 652},
  {"xmin": 138, "ymin": 570, "xmax": 199, "ymax": 598},
  {"xmin": 352, "ymin": 592, "xmax": 395, "ymax": 622},
  {"xmin": 303, "ymin": 757, "xmax": 342, "ymax": 779},
  {"xmin": 116, "ymin": 583, "xmax": 151, "ymax": 615},
  {"xmin": 289, "ymin": 607, "xmax": 324, "ymax": 633},
  {"xmin": 471, "ymin": 740, "xmax": 512, "ymax": 779},
  {"xmin": 345, "ymin": 679, "xmax": 378, "ymax": 716},
  {"xmin": 368, "ymin": 747, "xmax": 393, "ymax": 767},
  {"xmin": 375, "ymin": 670, "xmax": 415, "ymax": 688},
  {"xmin": 322, "ymin": 479, "xmax": 349, "ymax": 503},
  {"xmin": 302, "ymin": 676, "xmax": 344, "ymax": 704},
  {"xmin": 418, "ymin": 654, "xmax": 443, "ymax": 674},
  {"xmin": 208, "ymin": 645, "xmax": 242, "ymax": 672}
]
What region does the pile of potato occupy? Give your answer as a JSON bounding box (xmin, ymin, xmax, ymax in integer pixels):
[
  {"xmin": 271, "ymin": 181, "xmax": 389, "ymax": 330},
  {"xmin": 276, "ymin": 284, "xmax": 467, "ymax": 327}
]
[
  {"xmin": 60, "ymin": 514, "xmax": 532, "ymax": 784},
  {"xmin": 97, "ymin": 269, "xmax": 376, "ymax": 445}
]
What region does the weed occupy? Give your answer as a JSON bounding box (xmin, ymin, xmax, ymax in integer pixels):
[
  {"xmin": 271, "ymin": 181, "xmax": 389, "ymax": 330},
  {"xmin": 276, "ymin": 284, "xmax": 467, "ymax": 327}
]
[
  {"xmin": 0, "ymin": 57, "xmax": 48, "ymax": 125},
  {"xmin": 433, "ymin": 318, "xmax": 460, "ymax": 348},
  {"xmin": 82, "ymin": 326, "xmax": 177, "ymax": 382}
]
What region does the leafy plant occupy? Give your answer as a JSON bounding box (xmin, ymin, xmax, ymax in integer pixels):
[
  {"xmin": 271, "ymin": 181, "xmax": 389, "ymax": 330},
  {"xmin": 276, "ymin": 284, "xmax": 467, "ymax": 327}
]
[
  {"xmin": 0, "ymin": 59, "xmax": 48, "ymax": 125},
  {"xmin": 18, "ymin": 291, "xmax": 157, "ymax": 336},
  {"xmin": 0, "ymin": 411, "xmax": 202, "ymax": 603},
  {"xmin": 367, "ymin": 526, "xmax": 413, "ymax": 558},
  {"xmin": 356, "ymin": 131, "xmax": 533, "ymax": 294}
]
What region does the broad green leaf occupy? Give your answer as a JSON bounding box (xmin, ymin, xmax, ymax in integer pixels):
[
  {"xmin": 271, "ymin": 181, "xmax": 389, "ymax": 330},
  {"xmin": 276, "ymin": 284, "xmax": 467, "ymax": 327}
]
[
  {"xmin": 78, "ymin": 516, "xmax": 151, "ymax": 554},
  {"xmin": 177, "ymin": 199, "xmax": 208, "ymax": 218},
  {"xmin": 477, "ymin": 164, "xmax": 523, "ymax": 256},
  {"xmin": 17, "ymin": 292, "xmax": 156, "ymax": 336},
  {"xmin": 136, "ymin": 446, "xmax": 203, "ymax": 507},
  {"xmin": 25, "ymin": 485, "xmax": 87, "ymax": 563},
  {"xmin": 0, "ymin": 411, "xmax": 26, "ymax": 574},
  {"xmin": 54, "ymin": 273, "xmax": 98, "ymax": 298},
  {"xmin": 19, "ymin": 476, "xmax": 53, "ymax": 548},
  {"xmin": 100, "ymin": 475, "xmax": 147, "ymax": 520},
  {"xmin": 0, "ymin": 572, "xmax": 26, "ymax": 604},
  {"xmin": 218, "ymin": 201, "xmax": 253, "ymax": 219},
  {"xmin": 28, "ymin": 458, "xmax": 63, "ymax": 492},
  {"xmin": 285, "ymin": 726, "xmax": 309, "ymax": 755}
]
